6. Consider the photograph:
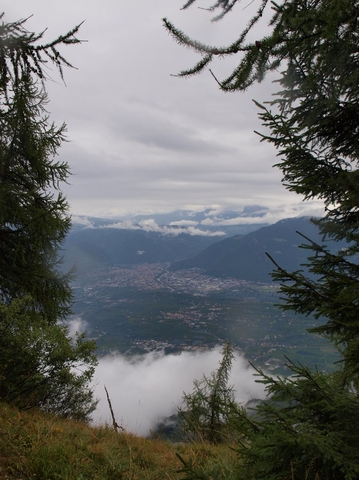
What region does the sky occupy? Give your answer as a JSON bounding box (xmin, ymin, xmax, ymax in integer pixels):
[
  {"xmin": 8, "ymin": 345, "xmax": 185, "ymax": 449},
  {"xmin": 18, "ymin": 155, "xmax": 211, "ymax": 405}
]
[{"xmin": 6, "ymin": 0, "xmax": 324, "ymax": 223}]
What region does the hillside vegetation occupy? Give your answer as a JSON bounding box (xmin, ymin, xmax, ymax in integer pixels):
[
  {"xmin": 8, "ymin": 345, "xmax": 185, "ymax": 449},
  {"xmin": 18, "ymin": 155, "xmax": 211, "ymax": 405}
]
[{"xmin": 0, "ymin": 402, "xmax": 238, "ymax": 480}]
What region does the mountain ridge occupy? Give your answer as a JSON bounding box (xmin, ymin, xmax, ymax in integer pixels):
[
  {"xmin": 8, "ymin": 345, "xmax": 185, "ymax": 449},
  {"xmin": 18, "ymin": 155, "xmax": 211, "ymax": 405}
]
[
  {"xmin": 63, "ymin": 228, "xmax": 222, "ymax": 275},
  {"xmin": 170, "ymin": 217, "xmax": 341, "ymax": 282},
  {"xmin": 63, "ymin": 216, "xmax": 344, "ymax": 283}
]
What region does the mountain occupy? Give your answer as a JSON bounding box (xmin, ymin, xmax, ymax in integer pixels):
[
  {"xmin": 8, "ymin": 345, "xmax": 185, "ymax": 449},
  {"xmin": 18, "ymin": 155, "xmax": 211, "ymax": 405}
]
[
  {"xmin": 62, "ymin": 228, "xmax": 223, "ymax": 275},
  {"xmin": 70, "ymin": 206, "xmax": 269, "ymax": 237},
  {"xmin": 128, "ymin": 206, "xmax": 269, "ymax": 235},
  {"xmin": 171, "ymin": 217, "xmax": 345, "ymax": 282},
  {"xmin": 62, "ymin": 208, "xmax": 271, "ymax": 276},
  {"xmin": 62, "ymin": 216, "xmax": 342, "ymax": 283}
]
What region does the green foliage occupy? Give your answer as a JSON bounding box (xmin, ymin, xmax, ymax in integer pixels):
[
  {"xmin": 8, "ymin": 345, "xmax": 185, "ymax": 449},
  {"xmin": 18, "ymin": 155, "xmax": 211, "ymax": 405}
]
[
  {"xmin": 0, "ymin": 14, "xmax": 83, "ymax": 322},
  {"xmin": 0, "ymin": 75, "xmax": 74, "ymax": 322},
  {"xmin": 0, "ymin": 13, "xmax": 83, "ymax": 91},
  {"xmin": 0, "ymin": 14, "xmax": 97, "ymax": 421},
  {"xmin": 246, "ymin": 0, "xmax": 359, "ymax": 376},
  {"xmin": 176, "ymin": 452, "xmax": 238, "ymax": 480},
  {"xmin": 166, "ymin": 1, "xmax": 359, "ymax": 479},
  {"xmin": 235, "ymin": 361, "xmax": 359, "ymax": 479},
  {"xmin": 0, "ymin": 297, "xmax": 98, "ymax": 421},
  {"xmin": 164, "ymin": 0, "xmax": 359, "ymax": 92},
  {"xmin": 178, "ymin": 352, "xmax": 359, "ymax": 480},
  {"xmin": 178, "ymin": 342, "xmax": 242, "ymax": 444}
]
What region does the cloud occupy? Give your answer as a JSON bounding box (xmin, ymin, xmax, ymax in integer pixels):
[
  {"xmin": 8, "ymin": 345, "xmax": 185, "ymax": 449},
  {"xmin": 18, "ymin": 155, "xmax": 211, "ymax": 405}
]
[
  {"xmin": 169, "ymin": 220, "xmax": 199, "ymax": 226},
  {"xmin": 105, "ymin": 219, "xmax": 225, "ymax": 236},
  {"xmin": 71, "ymin": 215, "xmax": 95, "ymax": 228},
  {"xmin": 6, "ymin": 0, "xmax": 323, "ymax": 220},
  {"xmin": 63, "ymin": 316, "xmax": 89, "ymax": 340},
  {"xmin": 91, "ymin": 347, "xmax": 265, "ymax": 436},
  {"xmin": 201, "ymin": 201, "xmax": 326, "ymax": 226}
]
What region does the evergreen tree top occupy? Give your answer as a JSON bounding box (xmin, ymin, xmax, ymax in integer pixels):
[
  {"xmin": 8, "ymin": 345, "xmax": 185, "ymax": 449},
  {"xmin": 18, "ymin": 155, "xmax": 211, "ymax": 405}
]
[
  {"xmin": 0, "ymin": 13, "xmax": 84, "ymax": 320},
  {"xmin": 0, "ymin": 13, "xmax": 84, "ymax": 94},
  {"xmin": 164, "ymin": 0, "xmax": 359, "ymax": 93}
]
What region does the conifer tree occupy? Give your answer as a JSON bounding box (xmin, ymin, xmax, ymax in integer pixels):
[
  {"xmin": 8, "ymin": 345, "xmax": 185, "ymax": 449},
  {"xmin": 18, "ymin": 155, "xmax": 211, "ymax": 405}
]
[
  {"xmin": 178, "ymin": 342, "xmax": 241, "ymax": 443},
  {"xmin": 165, "ymin": 1, "xmax": 359, "ymax": 478},
  {"xmin": 0, "ymin": 14, "xmax": 83, "ymax": 322},
  {"xmin": 0, "ymin": 14, "xmax": 98, "ymax": 420},
  {"xmin": 0, "ymin": 296, "xmax": 98, "ymax": 422}
]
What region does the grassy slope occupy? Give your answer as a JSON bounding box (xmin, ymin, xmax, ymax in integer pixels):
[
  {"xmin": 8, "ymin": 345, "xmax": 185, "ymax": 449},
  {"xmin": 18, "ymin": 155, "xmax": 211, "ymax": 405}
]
[{"xmin": 0, "ymin": 403, "xmax": 238, "ymax": 480}]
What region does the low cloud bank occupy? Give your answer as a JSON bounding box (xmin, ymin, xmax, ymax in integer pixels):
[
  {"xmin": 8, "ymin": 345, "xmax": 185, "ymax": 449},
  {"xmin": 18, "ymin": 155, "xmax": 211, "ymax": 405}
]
[
  {"xmin": 202, "ymin": 203, "xmax": 325, "ymax": 227},
  {"xmin": 106, "ymin": 219, "xmax": 225, "ymax": 236},
  {"xmin": 91, "ymin": 348, "xmax": 265, "ymax": 437},
  {"xmin": 71, "ymin": 202, "xmax": 326, "ymax": 236},
  {"xmin": 71, "ymin": 215, "xmax": 95, "ymax": 228}
]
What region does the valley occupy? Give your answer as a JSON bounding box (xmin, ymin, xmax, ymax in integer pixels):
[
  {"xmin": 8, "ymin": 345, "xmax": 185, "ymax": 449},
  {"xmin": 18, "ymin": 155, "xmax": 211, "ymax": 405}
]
[{"xmin": 71, "ymin": 262, "xmax": 338, "ymax": 375}]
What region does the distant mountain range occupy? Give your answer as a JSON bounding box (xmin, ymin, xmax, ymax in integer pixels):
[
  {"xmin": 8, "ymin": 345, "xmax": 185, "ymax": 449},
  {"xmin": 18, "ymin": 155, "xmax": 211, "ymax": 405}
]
[
  {"xmin": 126, "ymin": 205, "xmax": 269, "ymax": 235},
  {"xmin": 171, "ymin": 217, "xmax": 343, "ymax": 282},
  {"xmin": 63, "ymin": 216, "xmax": 344, "ymax": 282},
  {"xmin": 63, "ymin": 207, "xmax": 270, "ymax": 275},
  {"xmin": 70, "ymin": 206, "xmax": 269, "ymax": 237},
  {"xmin": 63, "ymin": 228, "xmax": 221, "ymax": 275}
]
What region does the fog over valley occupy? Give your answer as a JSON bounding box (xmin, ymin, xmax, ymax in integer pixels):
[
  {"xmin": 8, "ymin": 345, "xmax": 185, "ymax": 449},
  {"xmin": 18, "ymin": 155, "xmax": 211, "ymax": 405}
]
[
  {"xmin": 65, "ymin": 316, "xmax": 266, "ymax": 436},
  {"xmin": 92, "ymin": 345, "xmax": 265, "ymax": 436}
]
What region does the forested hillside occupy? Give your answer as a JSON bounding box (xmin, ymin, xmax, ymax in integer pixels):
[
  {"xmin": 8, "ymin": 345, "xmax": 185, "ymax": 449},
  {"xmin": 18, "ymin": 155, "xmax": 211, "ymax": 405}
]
[
  {"xmin": 63, "ymin": 227, "xmax": 221, "ymax": 274},
  {"xmin": 171, "ymin": 216, "xmax": 343, "ymax": 282}
]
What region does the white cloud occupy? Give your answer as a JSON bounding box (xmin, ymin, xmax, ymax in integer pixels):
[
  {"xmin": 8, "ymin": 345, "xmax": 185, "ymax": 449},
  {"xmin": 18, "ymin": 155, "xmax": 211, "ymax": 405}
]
[
  {"xmin": 91, "ymin": 347, "xmax": 265, "ymax": 436},
  {"xmin": 106, "ymin": 219, "xmax": 225, "ymax": 236},
  {"xmin": 169, "ymin": 220, "xmax": 199, "ymax": 227},
  {"xmin": 71, "ymin": 215, "xmax": 95, "ymax": 228},
  {"xmin": 64, "ymin": 316, "xmax": 88, "ymax": 340},
  {"xmin": 201, "ymin": 201, "xmax": 326, "ymax": 226}
]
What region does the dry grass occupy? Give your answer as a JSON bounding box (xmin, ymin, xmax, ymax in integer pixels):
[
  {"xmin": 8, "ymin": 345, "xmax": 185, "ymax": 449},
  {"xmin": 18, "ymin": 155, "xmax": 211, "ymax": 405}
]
[{"xmin": 0, "ymin": 402, "xmax": 238, "ymax": 480}]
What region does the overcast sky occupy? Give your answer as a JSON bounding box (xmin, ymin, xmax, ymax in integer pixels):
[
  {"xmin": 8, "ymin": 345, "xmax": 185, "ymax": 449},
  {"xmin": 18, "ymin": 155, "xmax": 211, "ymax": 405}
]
[{"xmin": 7, "ymin": 1, "xmax": 324, "ymax": 222}]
